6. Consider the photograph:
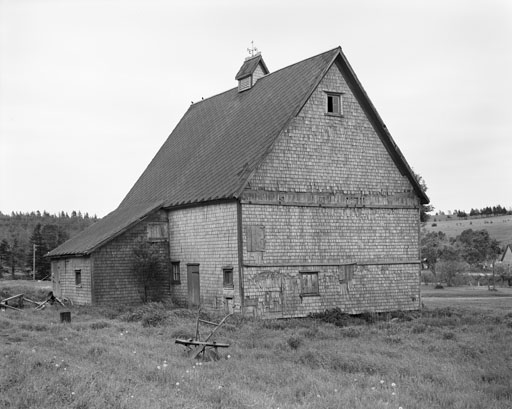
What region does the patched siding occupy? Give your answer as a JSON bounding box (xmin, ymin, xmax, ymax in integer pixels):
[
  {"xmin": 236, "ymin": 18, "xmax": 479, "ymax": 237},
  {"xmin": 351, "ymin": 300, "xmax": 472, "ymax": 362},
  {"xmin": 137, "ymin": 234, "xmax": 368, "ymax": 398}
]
[
  {"xmin": 168, "ymin": 202, "xmax": 239, "ymax": 312},
  {"xmin": 241, "ymin": 62, "xmax": 421, "ymax": 318}
]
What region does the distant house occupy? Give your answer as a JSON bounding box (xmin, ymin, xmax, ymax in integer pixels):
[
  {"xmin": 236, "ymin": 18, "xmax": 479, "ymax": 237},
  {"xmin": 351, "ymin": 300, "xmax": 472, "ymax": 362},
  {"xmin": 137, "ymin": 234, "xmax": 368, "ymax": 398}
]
[
  {"xmin": 501, "ymin": 244, "xmax": 512, "ymax": 266},
  {"xmin": 47, "ymin": 47, "xmax": 429, "ymax": 318}
]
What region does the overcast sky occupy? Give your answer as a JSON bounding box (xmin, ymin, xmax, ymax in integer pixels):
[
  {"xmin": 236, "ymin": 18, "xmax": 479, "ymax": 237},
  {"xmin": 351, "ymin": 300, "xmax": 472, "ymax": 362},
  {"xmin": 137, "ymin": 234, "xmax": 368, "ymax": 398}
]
[{"xmin": 1, "ymin": 0, "xmax": 511, "ymax": 217}]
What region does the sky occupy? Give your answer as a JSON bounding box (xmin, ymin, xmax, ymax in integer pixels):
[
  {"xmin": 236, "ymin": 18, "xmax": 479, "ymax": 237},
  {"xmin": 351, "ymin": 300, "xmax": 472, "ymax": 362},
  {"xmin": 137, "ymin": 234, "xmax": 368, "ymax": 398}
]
[{"xmin": 1, "ymin": 0, "xmax": 511, "ymax": 218}]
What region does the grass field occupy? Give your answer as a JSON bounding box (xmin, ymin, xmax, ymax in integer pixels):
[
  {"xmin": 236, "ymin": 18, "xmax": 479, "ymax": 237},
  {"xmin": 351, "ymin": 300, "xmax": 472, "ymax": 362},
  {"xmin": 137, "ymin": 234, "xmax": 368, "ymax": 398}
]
[
  {"xmin": 424, "ymin": 214, "xmax": 512, "ymax": 245},
  {"xmin": 1, "ymin": 281, "xmax": 512, "ymax": 409}
]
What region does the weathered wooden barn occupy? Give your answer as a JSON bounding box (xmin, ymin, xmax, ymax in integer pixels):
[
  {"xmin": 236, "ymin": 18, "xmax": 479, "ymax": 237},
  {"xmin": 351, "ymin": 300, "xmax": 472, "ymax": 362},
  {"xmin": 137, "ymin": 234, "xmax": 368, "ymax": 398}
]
[{"xmin": 47, "ymin": 47, "xmax": 429, "ymax": 317}]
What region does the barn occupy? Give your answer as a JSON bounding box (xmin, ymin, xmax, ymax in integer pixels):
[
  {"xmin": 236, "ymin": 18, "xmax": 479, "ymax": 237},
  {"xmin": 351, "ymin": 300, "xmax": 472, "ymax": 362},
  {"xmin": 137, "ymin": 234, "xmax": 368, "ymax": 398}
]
[{"xmin": 47, "ymin": 47, "xmax": 429, "ymax": 318}]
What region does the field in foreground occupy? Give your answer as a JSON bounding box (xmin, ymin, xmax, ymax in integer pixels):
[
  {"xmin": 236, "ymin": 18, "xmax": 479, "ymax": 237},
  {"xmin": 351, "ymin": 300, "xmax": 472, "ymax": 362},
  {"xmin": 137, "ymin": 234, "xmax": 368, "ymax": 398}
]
[{"xmin": 1, "ymin": 283, "xmax": 512, "ymax": 409}]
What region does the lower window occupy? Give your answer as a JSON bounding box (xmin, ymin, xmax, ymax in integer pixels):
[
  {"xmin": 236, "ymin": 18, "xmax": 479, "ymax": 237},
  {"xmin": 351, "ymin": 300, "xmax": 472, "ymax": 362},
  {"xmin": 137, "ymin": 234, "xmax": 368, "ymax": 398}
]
[
  {"xmin": 223, "ymin": 268, "xmax": 234, "ymax": 288},
  {"xmin": 75, "ymin": 269, "xmax": 82, "ymax": 286},
  {"xmin": 300, "ymin": 272, "xmax": 319, "ymax": 296},
  {"xmin": 171, "ymin": 261, "xmax": 180, "ymax": 284}
]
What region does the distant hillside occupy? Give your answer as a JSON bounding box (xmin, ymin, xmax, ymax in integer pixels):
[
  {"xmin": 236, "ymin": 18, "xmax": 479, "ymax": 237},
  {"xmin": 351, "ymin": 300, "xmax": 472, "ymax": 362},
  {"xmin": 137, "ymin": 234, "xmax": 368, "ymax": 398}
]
[{"xmin": 424, "ymin": 214, "xmax": 512, "ymax": 246}]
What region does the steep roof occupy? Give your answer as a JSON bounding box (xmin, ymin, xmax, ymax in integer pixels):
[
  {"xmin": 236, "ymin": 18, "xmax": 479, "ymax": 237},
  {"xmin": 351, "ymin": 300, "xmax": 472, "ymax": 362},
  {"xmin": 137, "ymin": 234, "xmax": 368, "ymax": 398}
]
[
  {"xmin": 119, "ymin": 48, "xmax": 343, "ymax": 208},
  {"xmin": 120, "ymin": 47, "xmax": 428, "ymax": 208},
  {"xmin": 48, "ymin": 46, "xmax": 429, "ymax": 257},
  {"xmin": 501, "ymin": 244, "xmax": 512, "ymax": 263}
]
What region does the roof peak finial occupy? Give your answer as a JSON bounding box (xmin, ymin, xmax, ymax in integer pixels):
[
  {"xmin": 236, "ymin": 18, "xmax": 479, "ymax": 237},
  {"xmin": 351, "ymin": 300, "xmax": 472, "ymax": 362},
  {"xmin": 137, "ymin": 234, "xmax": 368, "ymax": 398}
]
[{"xmin": 247, "ymin": 40, "xmax": 258, "ymax": 57}]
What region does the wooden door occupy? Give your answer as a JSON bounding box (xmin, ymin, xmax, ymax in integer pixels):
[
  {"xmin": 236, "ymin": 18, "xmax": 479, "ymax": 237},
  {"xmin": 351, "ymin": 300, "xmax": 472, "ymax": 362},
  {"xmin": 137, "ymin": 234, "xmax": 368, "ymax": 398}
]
[{"xmin": 187, "ymin": 264, "xmax": 200, "ymax": 307}]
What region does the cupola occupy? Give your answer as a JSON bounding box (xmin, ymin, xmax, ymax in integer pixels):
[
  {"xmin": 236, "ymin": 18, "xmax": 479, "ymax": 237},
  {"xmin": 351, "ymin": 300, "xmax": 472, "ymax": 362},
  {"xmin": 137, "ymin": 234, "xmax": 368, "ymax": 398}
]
[{"xmin": 235, "ymin": 52, "xmax": 269, "ymax": 92}]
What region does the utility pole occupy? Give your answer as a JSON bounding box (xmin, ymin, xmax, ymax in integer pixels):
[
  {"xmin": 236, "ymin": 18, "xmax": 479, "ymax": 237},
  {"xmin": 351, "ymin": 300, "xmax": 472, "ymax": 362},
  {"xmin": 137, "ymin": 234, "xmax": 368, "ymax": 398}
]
[{"xmin": 32, "ymin": 243, "xmax": 36, "ymax": 281}]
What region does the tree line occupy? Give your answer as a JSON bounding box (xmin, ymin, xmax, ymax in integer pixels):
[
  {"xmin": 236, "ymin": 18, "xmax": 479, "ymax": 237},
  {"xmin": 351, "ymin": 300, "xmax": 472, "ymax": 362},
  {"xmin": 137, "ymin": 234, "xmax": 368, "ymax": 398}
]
[
  {"xmin": 449, "ymin": 205, "xmax": 510, "ymax": 218},
  {"xmin": 0, "ymin": 211, "xmax": 98, "ymax": 279}
]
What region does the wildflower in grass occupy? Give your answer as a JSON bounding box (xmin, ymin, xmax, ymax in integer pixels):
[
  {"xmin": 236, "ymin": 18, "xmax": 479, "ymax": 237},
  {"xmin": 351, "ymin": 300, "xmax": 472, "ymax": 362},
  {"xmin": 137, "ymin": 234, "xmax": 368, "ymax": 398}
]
[
  {"xmin": 176, "ymin": 382, "xmax": 179, "ymax": 386},
  {"xmin": 380, "ymin": 380, "xmax": 385, "ymax": 384},
  {"xmin": 71, "ymin": 392, "xmax": 75, "ymax": 396},
  {"xmin": 391, "ymin": 383, "xmax": 396, "ymax": 387},
  {"xmin": 157, "ymin": 365, "xmax": 161, "ymax": 370},
  {"xmin": 227, "ymin": 355, "xmax": 231, "ymax": 359},
  {"xmin": 371, "ymin": 387, "xmax": 376, "ymax": 391},
  {"xmin": 163, "ymin": 363, "xmax": 168, "ymax": 368},
  {"xmin": 391, "ymin": 392, "xmax": 396, "ymax": 396}
]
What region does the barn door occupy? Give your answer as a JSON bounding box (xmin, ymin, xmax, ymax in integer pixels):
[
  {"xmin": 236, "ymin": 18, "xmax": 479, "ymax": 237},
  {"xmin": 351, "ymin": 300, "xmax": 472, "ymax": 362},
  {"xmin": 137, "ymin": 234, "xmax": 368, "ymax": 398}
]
[{"xmin": 187, "ymin": 264, "xmax": 200, "ymax": 307}]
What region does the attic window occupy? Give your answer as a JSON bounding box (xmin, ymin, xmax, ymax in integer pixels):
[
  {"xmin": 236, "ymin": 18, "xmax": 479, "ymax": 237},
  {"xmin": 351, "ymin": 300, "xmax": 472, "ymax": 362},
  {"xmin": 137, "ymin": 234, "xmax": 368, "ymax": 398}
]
[{"xmin": 325, "ymin": 92, "xmax": 343, "ymax": 116}]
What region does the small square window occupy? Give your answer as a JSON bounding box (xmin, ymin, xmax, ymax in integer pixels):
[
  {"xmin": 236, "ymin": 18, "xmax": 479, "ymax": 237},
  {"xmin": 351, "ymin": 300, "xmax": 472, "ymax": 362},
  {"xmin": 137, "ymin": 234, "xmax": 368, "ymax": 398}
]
[
  {"xmin": 75, "ymin": 269, "xmax": 82, "ymax": 286},
  {"xmin": 147, "ymin": 223, "xmax": 167, "ymax": 241},
  {"xmin": 325, "ymin": 92, "xmax": 343, "ymax": 116},
  {"xmin": 223, "ymin": 268, "xmax": 234, "ymax": 288},
  {"xmin": 300, "ymin": 272, "xmax": 319, "ymax": 296},
  {"xmin": 171, "ymin": 261, "xmax": 180, "ymax": 284}
]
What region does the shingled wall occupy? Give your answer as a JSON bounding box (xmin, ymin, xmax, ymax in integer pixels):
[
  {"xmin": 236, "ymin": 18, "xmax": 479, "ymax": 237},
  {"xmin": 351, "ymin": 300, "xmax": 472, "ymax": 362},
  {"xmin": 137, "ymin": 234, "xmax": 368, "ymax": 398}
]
[
  {"xmin": 240, "ymin": 62, "xmax": 421, "ymax": 317},
  {"xmin": 91, "ymin": 210, "xmax": 170, "ymax": 304},
  {"xmin": 168, "ymin": 202, "xmax": 239, "ymax": 312},
  {"xmin": 51, "ymin": 257, "xmax": 92, "ymax": 305}
]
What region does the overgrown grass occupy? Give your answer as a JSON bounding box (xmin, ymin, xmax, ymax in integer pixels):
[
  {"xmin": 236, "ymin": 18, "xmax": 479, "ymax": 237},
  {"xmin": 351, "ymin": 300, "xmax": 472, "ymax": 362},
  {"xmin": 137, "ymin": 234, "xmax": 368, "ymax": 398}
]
[{"xmin": 1, "ymin": 291, "xmax": 512, "ymax": 408}]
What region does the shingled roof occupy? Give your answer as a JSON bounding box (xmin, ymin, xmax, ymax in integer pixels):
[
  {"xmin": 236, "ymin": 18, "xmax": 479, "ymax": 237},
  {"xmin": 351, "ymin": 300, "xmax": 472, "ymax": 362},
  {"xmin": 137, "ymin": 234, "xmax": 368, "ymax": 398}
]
[
  {"xmin": 48, "ymin": 47, "xmax": 428, "ymax": 257},
  {"xmin": 46, "ymin": 201, "xmax": 163, "ymax": 257}
]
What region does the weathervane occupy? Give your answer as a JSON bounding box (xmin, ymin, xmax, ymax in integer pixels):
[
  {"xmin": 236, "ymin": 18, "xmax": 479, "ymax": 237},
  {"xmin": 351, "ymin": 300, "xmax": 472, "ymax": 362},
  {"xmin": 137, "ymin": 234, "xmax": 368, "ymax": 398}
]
[{"xmin": 247, "ymin": 41, "xmax": 258, "ymax": 57}]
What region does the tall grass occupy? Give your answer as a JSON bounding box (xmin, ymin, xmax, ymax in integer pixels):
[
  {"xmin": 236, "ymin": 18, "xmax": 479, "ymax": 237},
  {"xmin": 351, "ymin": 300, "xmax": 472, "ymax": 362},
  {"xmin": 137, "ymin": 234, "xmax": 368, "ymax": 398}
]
[{"xmin": 1, "ymin": 296, "xmax": 511, "ymax": 408}]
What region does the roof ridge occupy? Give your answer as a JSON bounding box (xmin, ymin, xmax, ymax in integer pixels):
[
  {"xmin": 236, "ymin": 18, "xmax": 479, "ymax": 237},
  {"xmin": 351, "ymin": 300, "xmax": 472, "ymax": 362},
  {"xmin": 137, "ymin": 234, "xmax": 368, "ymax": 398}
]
[
  {"xmin": 192, "ymin": 47, "xmax": 340, "ymax": 107},
  {"xmin": 259, "ymin": 46, "xmax": 341, "ymax": 80}
]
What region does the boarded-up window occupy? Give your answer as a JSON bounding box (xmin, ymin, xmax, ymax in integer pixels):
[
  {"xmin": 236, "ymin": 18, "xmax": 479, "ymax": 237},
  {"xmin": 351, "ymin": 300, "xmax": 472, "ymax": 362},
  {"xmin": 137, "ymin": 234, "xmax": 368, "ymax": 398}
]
[
  {"xmin": 246, "ymin": 225, "xmax": 265, "ymax": 252},
  {"xmin": 147, "ymin": 223, "xmax": 168, "ymax": 241},
  {"xmin": 223, "ymin": 268, "xmax": 234, "ymax": 288},
  {"xmin": 300, "ymin": 272, "xmax": 319, "ymax": 296},
  {"xmin": 339, "ymin": 264, "xmax": 355, "ymax": 283},
  {"xmin": 75, "ymin": 269, "xmax": 81, "ymax": 286},
  {"xmin": 171, "ymin": 261, "xmax": 180, "ymax": 284}
]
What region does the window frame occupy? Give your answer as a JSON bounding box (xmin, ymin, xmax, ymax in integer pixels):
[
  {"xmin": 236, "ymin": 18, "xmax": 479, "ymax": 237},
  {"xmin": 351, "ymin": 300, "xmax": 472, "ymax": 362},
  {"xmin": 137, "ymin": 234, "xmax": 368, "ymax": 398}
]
[
  {"xmin": 146, "ymin": 222, "xmax": 168, "ymax": 242},
  {"xmin": 325, "ymin": 91, "xmax": 343, "ymax": 117},
  {"xmin": 223, "ymin": 267, "xmax": 234, "ymax": 288},
  {"xmin": 75, "ymin": 269, "xmax": 82, "ymax": 286},
  {"xmin": 339, "ymin": 264, "xmax": 356, "ymax": 284},
  {"xmin": 300, "ymin": 271, "xmax": 320, "ymax": 296},
  {"xmin": 171, "ymin": 261, "xmax": 181, "ymax": 284}
]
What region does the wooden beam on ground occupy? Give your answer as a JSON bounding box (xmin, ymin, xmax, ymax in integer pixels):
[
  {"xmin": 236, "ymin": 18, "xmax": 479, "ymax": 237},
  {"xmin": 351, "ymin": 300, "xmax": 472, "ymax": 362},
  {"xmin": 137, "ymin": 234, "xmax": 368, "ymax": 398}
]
[
  {"xmin": 1, "ymin": 294, "xmax": 24, "ymax": 303},
  {"xmin": 0, "ymin": 303, "xmax": 22, "ymax": 311}
]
